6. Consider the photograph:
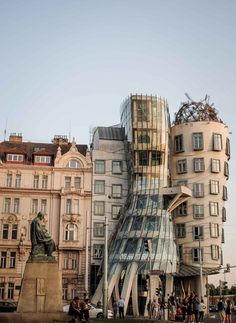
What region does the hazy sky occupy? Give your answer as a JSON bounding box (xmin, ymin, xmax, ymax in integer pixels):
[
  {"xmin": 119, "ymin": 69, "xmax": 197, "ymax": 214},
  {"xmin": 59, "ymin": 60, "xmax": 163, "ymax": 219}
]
[{"xmin": 1, "ymin": 0, "xmax": 236, "ymax": 286}]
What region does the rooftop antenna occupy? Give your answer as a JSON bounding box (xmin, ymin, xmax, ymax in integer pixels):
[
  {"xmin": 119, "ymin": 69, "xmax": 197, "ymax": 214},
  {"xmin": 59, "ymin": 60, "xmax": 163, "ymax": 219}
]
[{"xmin": 4, "ymin": 118, "xmax": 8, "ymax": 141}]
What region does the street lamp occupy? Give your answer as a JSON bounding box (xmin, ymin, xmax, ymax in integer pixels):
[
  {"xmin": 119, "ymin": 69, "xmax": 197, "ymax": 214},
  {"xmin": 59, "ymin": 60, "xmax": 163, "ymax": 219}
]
[
  {"xmin": 198, "ymin": 234, "xmax": 203, "ymax": 299},
  {"xmin": 103, "ymin": 216, "xmax": 109, "ymax": 318}
]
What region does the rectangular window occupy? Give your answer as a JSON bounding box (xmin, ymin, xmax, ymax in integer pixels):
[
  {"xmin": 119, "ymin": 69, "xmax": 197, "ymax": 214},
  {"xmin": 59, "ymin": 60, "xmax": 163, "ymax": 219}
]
[
  {"xmin": 222, "ymin": 228, "xmax": 225, "ymax": 243},
  {"xmin": 224, "ymin": 161, "xmax": 229, "ymax": 178},
  {"xmin": 192, "ymin": 132, "xmax": 203, "ymax": 150},
  {"xmin": 33, "ymin": 175, "xmax": 39, "ymax": 189},
  {"xmin": 223, "ymin": 186, "xmax": 228, "ymax": 201},
  {"xmin": 34, "ymin": 156, "xmax": 51, "ymax": 163},
  {"xmin": 95, "ymin": 160, "xmax": 105, "ymax": 174},
  {"xmin": 175, "ymin": 224, "xmax": 186, "ymax": 238},
  {"xmin": 4, "ymin": 198, "xmax": 11, "ymax": 213},
  {"xmin": 94, "ymin": 201, "xmax": 105, "ymax": 215},
  {"xmin": 74, "ymin": 177, "xmax": 81, "ymax": 189},
  {"xmin": 3, "ymin": 224, "xmax": 9, "ymax": 239},
  {"xmin": 0, "ymin": 252, "xmax": 7, "ymax": 268},
  {"xmin": 213, "ymin": 133, "xmax": 222, "ymax": 151},
  {"xmin": 7, "ymin": 154, "xmax": 23, "ymax": 162},
  {"xmin": 15, "ymin": 174, "xmax": 21, "ymax": 188},
  {"xmin": 138, "ymin": 151, "xmax": 149, "ymax": 166},
  {"xmin": 66, "ymin": 199, "xmax": 72, "ymax": 214},
  {"xmin": 178, "ymin": 245, "xmax": 183, "ymax": 262},
  {"xmin": 10, "ymin": 252, "xmax": 16, "ymax": 268},
  {"xmin": 151, "ymin": 151, "xmax": 162, "ymax": 166},
  {"xmin": 93, "ymin": 222, "xmax": 105, "ymax": 237},
  {"xmin": 176, "ymin": 159, "xmax": 187, "ymax": 174},
  {"xmin": 177, "ymin": 180, "xmax": 188, "ymax": 187},
  {"xmin": 0, "ymin": 283, "xmax": 4, "ymax": 299},
  {"xmin": 209, "ymin": 202, "xmax": 219, "ymax": 216},
  {"xmin": 71, "ymin": 254, "xmax": 77, "ymax": 270},
  {"xmin": 193, "ymin": 204, "xmax": 204, "ymax": 219},
  {"xmin": 65, "ymin": 177, "xmax": 71, "ymax": 189},
  {"xmin": 31, "ymin": 199, "xmax": 38, "ymax": 213},
  {"xmin": 137, "ymin": 130, "xmax": 150, "ymax": 143},
  {"xmin": 137, "ymin": 101, "xmax": 148, "ymax": 121},
  {"xmin": 42, "ymin": 175, "xmax": 48, "ymax": 189},
  {"xmin": 210, "ymin": 223, "xmax": 219, "ymax": 238},
  {"xmin": 174, "ymin": 134, "xmax": 184, "ymax": 153},
  {"xmin": 193, "ymin": 226, "xmax": 204, "ymax": 240},
  {"xmin": 174, "ymin": 202, "xmax": 187, "ymax": 216},
  {"xmin": 193, "ymin": 158, "xmax": 205, "ymax": 172},
  {"xmin": 94, "ymin": 180, "xmax": 105, "ymax": 194},
  {"xmin": 93, "ymin": 244, "xmax": 104, "ymax": 259},
  {"xmin": 74, "ymin": 199, "xmax": 79, "ymax": 214},
  {"xmin": 211, "ymin": 159, "xmax": 220, "ymax": 173},
  {"xmin": 41, "ymin": 199, "xmax": 47, "ymax": 214},
  {"xmin": 112, "ymin": 161, "xmax": 122, "ymax": 174},
  {"xmin": 222, "ymin": 207, "xmax": 226, "ymax": 222},
  {"xmin": 111, "ymin": 205, "xmax": 121, "ymax": 219},
  {"xmin": 112, "ymin": 184, "xmax": 122, "ymax": 198},
  {"xmin": 6, "ymin": 174, "xmax": 12, "ymax": 187},
  {"xmin": 193, "ymin": 183, "xmax": 204, "ymax": 197},
  {"xmin": 13, "ymin": 198, "xmax": 20, "ymax": 213},
  {"xmin": 210, "ymin": 180, "xmax": 219, "ymax": 194},
  {"xmin": 226, "ymin": 138, "xmax": 230, "ymax": 158},
  {"xmin": 8, "ymin": 283, "xmax": 14, "ymax": 299},
  {"xmin": 12, "ymin": 224, "xmax": 17, "ymax": 239},
  {"xmin": 211, "ymin": 245, "xmax": 219, "ymax": 260},
  {"xmin": 192, "ymin": 248, "xmax": 203, "ymax": 262}
]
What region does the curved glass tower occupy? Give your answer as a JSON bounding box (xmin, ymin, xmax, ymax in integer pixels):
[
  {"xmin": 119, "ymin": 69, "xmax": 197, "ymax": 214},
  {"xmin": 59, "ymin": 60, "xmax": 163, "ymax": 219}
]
[{"xmin": 92, "ymin": 95, "xmax": 191, "ymax": 316}]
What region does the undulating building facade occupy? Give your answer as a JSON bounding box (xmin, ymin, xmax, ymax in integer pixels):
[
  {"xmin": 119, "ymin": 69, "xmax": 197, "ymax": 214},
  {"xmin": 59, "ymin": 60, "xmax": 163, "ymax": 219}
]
[{"xmin": 0, "ymin": 134, "xmax": 92, "ymax": 302}]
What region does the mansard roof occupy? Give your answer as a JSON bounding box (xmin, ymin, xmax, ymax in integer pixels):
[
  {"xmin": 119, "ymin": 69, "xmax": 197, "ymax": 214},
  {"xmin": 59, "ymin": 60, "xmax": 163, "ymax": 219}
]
[{"xmin": 0, "ymin": 140, "xmax": 87, "ymax": 164}]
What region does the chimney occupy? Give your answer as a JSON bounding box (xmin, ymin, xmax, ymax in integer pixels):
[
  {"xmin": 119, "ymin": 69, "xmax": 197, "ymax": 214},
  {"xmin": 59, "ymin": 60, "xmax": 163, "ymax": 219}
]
[{"xmin": 9, "ymin": 133, "xmax": 23, "ymax": 143}]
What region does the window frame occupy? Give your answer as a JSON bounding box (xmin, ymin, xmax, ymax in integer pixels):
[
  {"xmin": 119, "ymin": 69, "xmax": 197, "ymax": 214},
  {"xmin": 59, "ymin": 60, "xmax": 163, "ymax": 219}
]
[
  {"xmin": 192, "ymin": 132, "xmax": 204, "ymax": 150},
  {"xmin": 95, "ymin": 160, "xmax": 105, "ymax": 174},
  {"xmin": 193, "ymin": 158, "xmax": 205, "ymax": 172},
  {"xmin": 176, "ymin": 159, "xmax": 187, "ymax": 174},
  {"xmin": 94, "ymin": 180, "xmax": 105, "ymax": 194}
]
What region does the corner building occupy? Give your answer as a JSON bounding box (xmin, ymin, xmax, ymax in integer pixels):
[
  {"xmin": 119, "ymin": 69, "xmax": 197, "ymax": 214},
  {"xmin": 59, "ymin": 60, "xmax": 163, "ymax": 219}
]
[
  {"xmin": 0, "ymin": 134, "xmax": 92, "ymax": 302},
  {"xmin": 92, "ymin": 95, "xmax": 191, "ymax": 316},
  {"xmin": 171, "ymin": 99, "xmax": 230, "ymax": 298}
]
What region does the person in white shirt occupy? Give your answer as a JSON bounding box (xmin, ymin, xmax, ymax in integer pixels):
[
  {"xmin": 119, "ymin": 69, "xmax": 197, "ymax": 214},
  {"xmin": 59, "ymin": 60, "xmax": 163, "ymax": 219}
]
[
  {"xmin": 199, "ymin": 298, "xmax": 206, "ymax": 323},
  {"xmin": 117, "ymin": 297, "xmax": 125, "ymax": 319}
]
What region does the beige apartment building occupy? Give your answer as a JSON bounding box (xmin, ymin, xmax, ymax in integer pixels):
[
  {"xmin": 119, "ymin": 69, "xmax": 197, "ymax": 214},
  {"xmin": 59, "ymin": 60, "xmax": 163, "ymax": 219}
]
[
  {"xmin": 0, "ymin": 134, "xmax": 92, "ymax": 302},
  {"xmin": 90, "ymin": 126, "xmax": 128, "ymax": 294},
  {"xmin": 171, "ymin": 98, "xmax": 230, "ymax": 297}
]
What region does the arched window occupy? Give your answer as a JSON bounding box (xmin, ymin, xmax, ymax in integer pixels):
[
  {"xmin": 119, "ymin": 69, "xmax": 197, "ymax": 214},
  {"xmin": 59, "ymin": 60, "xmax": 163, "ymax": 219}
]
[
  {"xmin": 66, "ymin": 160, "xmax": 81, "ymax": 169},
  {"xmin": 65, "ymin": 223, "xmax": 77, "ymax": 241}
]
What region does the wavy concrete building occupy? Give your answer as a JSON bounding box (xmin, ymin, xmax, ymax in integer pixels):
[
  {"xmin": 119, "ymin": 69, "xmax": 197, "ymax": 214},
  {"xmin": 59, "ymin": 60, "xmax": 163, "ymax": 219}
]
[
  {"xmin": 171, "ymin": 96, "xmax": 230, "ymax": 298},
  {"xmin": 92, "ymin": 95, "xmax": 191, "ymax": 315}
]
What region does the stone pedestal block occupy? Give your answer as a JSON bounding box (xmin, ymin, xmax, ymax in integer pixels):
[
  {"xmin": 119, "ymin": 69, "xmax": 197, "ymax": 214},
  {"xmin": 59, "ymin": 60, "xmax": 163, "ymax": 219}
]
[{"xmin": 17, "ymin": 259, "xmax": 62, "ymax": 313}]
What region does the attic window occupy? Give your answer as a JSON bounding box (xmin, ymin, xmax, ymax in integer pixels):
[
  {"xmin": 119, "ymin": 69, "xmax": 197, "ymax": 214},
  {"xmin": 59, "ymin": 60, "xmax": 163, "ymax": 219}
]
[
  {"xmin": 66, "ymin": 160, "xmax": 81, "ymax": 168},
  {"xmin": 34, "ymin": 156, "xmax": 51, "ymax": 163},
  {"xmin": 7, "ymin": 154, "xmax": 24, "ymax": 162}
]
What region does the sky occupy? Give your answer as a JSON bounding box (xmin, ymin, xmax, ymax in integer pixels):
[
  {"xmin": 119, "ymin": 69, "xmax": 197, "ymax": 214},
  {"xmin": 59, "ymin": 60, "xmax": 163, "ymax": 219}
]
[{"xmin": 0, "ymin": 0, "xmax": 236, "ymax": 286}]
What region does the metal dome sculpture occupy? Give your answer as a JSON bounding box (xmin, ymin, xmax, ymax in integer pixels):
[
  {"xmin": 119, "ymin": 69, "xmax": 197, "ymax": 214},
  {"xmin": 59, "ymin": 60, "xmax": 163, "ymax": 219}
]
[{"xmin": 174, "ymin": 94, "xmax": 222, "ymax": 125}]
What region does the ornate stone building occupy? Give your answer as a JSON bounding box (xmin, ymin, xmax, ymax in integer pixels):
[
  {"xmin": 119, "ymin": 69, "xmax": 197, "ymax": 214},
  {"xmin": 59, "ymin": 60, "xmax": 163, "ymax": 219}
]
[{"xmin": 0, "ymin": 134, "xmax": 92, "ymax": 302}]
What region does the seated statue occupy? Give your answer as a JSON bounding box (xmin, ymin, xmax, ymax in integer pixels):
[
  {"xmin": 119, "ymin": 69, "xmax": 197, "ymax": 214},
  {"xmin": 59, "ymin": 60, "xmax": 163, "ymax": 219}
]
[{"xmin": 30, "ymin": 212, "xmax": 56, "ymax": 258}]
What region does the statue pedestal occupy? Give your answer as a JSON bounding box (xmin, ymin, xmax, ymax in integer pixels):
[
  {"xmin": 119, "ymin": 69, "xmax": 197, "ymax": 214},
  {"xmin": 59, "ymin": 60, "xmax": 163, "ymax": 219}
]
[{"xmin": 17, "ymin": 258, "xmax": 62, "ymax": 313}]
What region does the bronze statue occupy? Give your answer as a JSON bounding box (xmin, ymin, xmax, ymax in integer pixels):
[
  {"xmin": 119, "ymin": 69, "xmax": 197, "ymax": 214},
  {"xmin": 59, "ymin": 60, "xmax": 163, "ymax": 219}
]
[{"xmin": 30, "ymin": 212, "xmax": 56, "ymax": 258}]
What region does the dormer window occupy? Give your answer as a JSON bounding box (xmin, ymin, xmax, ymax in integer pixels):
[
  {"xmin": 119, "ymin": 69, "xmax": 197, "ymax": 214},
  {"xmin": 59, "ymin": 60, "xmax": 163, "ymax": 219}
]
[
  {"xmin": 6, "ymin": 154, "xmax": 24, "ymax": 162},
  {"xmin": 34, "ymin": 156, "xmax": 51, "ymax": 164}
]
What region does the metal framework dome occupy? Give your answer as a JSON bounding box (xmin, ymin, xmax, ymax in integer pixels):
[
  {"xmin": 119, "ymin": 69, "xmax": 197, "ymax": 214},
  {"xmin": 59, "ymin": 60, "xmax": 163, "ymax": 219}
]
[{"xmin": 174, "ymin": 94, "xmax": 222, "ymax": 125}]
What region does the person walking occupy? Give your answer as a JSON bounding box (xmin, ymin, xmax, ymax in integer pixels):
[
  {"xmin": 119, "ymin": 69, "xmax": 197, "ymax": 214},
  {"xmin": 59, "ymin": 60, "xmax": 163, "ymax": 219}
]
[
  {"xmin": 117, "ymin": 296, "xmax": 125, "ymax": 319},
  {"xmin": 199, "ymin": 297, "xmax": 206, "ymax": 323},
  {"xmin": 217, "ymin": 298, "xmax": 226, "ymax": 323},
  {"xmin": 192, "ymin": 291, "xmax": 200, "ymax": 323},
  {"xmin": 113, "ymin": 299, "xmax": 118, "ymax": 319},
  {"xmin": 225, "ymin": 299, "xmax": 232, "ymax": 323}
]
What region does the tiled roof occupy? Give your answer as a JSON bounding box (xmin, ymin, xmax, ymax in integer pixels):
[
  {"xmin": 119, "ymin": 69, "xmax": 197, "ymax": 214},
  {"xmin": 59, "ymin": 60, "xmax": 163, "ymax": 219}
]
[{"xmin": 0, "ymin": 141, "xmax": 88, "ymax": 164}]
